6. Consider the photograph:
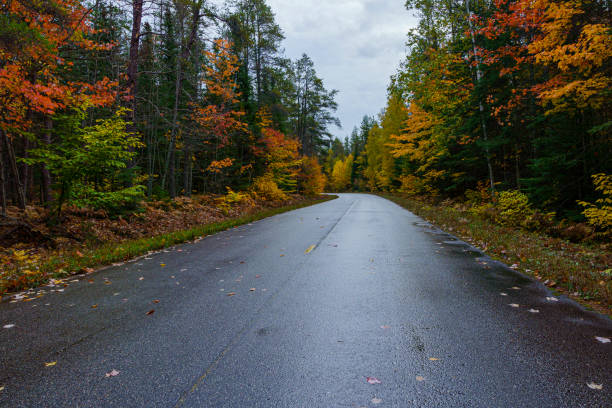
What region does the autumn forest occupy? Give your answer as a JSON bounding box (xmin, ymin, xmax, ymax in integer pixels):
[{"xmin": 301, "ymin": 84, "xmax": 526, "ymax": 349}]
[{"xmin": 0, "ymin": 0, "xmax": 610, "ymax": 299}]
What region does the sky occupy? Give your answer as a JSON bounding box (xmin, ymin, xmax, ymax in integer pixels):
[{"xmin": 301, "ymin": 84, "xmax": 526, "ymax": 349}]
[{"xmin": 266, "ymin": 0, "xmax": 418, "ymax": 140}]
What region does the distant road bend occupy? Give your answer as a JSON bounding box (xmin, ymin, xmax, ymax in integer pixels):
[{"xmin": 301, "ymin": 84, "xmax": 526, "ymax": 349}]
[{"xmin": 1, "ymin": 194, "xmax": 611, "ymax": 407}]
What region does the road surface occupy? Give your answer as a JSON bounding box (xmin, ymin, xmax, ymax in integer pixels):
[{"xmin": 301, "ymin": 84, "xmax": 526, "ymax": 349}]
[{"xmin": 1, "ymin": 194, "xmax": 611, "ymax": 407}]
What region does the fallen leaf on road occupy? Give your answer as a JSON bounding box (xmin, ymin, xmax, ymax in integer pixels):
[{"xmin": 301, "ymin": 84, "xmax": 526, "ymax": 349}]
[
  {"xmin": 416, "ymin": 376, "xmax": 425, "ymax": 382},
  {"xmin": 84, "ymin": 267, "xmax": 94, "ymax": 274},
  {"xmin": 587, "ymin": 382, "xmax": 603, "ymax": 390},
  {"xmin": 139, "ymin": 277, "xmax": 144, "ymax": 281},
  {"xmin": 528, "ymin": 309, "xmax": 540, "ymax": 313},
  {"xmin": 105, "ymin": 369, "xmax": 120, "ymax": 378},
  {"xmin": 366, "ymin": 377, "xmax": 381, "ymax": 384},
  {"xmin": 304, "ymin": 245, "xmax": 316, "ymax": 254},
  {"xmin": 146, "ymin": 310, "xmax": 155, "ymax": 315},
  {"xmin": 104, "ymin": 281, "xmax": 111, "ymax": 285},
  {"xmin": 3, "ymin": 324, "xmax": 15, "ymax": 329},
  {"xmin": 152, "ymin": 300, "xmax": 160, "ymax": 304},
  {"xmin": 595, "ymin": 336, "xmax": 610, "ymax": 343},
  {"xmin": 280, "ymin": 254, "xmax": 284, "ymax": 257},
  {"xmin": 429, "ymin": 358, "xmax": 440, "ymax": 361},
  {"xmin": 371, "ymin": 398, "xmax": 382, "ymax": 404},
  {"xmin": 509, "ymin": 303, "xmax": 520, "ymax": 308},
  {"xmin": 160, "ymin": 264, "xmax": 166, "ymax": 267},
  {"xmin": 240, "ymin": 261, "xmax": 245, "ymax": 264},
  {"xmin": 45, "ymin": 362, "xmax": 56, "ymax": 367},
  {"xmin": 91, "ymin": 304, "xmax": 98, "ymax": 309},
  {"xmin": 227, "ymin": 292, "xmax": 236, "ymax": 297}
]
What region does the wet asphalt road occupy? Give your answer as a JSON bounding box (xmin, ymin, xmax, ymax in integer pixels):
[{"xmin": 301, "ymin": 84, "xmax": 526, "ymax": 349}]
[{"xmin": 1, "ymin": 193, "xmax": 611, "ymax": 407}]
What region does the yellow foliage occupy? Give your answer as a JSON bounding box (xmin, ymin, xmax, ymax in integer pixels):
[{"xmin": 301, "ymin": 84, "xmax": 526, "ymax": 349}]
[
  {"xmin": 330, "ymin": 154, "xmax": 353, "ymax": 191},
  {"xmin": 529, "ymin": 0, "xmax": 612, "ymax": 112},
  {"xmin": 364, "ymin": 95, "xmax": 406, "ymax": 191},
  {"xmin": 398, "ymin": 174, "xmax": 435, "ymax": 196},
  {"xmin": 389, "ymin": 102, "xmax": 447, "ymax": 189},
  {"xmin": 251, "ymin": 173, "xmax": 288, "ymax": 201},
  {"xmin": 495, "ymin": 190, "xmax": 534, "ymax": 227},
  {"xmin": 216, "ymin": 187, "xmax": 254, "ymax": 214},
  {"xmin": 579, "ymin": 174, "xmax": 612, "ymax": 232}
]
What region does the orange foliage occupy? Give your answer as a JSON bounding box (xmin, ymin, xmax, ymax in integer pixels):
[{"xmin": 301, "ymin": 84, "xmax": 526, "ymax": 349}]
[
  {"xmin": 0, "ymin": 0, "xmax": 117, "ymax": 134},
  {"xmin": 192, "ymin": 39, "xmax": 247, "ymax": 147},
  {"xmin": 528, "ymin": 0, "xmax": 612, "ymax": 112}
]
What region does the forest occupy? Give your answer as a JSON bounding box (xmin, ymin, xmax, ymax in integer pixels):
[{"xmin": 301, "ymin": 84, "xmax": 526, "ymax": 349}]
[
  {"xmin": 327, "ymin": 0, "xmax": 610, "ymax": 239},
  {"xmin": 0, "ymin": 0, "xmax": 336, "ymax": 222},
  {"xmin": 0, "ymin": 0, "xmax": 610, "ymax": 298}
]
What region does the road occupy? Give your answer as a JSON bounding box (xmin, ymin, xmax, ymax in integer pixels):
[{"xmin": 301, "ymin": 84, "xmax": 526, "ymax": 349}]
[{"xmin": 1, "ymin": 194, "xmax": 611, "ymax": 407}]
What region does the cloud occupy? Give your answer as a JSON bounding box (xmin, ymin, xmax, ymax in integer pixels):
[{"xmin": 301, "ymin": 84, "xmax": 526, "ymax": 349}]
[{"xmin": 267, "ymin": 0, "xmax": 417, "ymax": 136}]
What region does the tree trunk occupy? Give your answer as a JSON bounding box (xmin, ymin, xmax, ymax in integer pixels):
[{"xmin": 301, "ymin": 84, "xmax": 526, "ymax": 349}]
[
  {"xmin": 2, "ymin": 131, "xmax": 26, "ymax": 209},
  {"xmin": 127, "ymin": 0, "xmax": 143, "ymax": 108},
  {"xmin": 184, "ymin": 145, "xmax": 194, "ymax": 197},
  {"xmin": 42, "ymin": 116, "xmax": 53, "ymax": 206},
  {"xmin": 0, "ymin": 129, "xmax": 7, "ymax": 217},
  {"xmin": 162, "ymin": 0, "xmax": 203, "ymax": 198},
  {"xmin": 125, "ymin": 0, "xmax": 144, "ymax": 178},
  {"xmin": 21, "ymin": 136, "xmax": 31, "ymax": 202},
  {"xmin": 466, "ymin": 0, "xmax": 495, "ymax": 196}
]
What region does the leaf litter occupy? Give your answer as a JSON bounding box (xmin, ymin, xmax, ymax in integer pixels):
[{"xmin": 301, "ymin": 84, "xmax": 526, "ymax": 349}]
[{"xmin": 105, "ymin": 369, "xmax": 120, "ymax": 378}]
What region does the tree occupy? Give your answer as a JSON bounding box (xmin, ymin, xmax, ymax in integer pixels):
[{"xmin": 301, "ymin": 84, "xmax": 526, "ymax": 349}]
[
  {"xmin": 0, "ymin": 0, "xmax": 117, "ymax": 211},
  {"xmin": 25, "ymin": 109, "xmax": 143, "ymax": 220},
  {"xmin": 287, "ymin": 54, "xmax": 340, "ymax": 156}
]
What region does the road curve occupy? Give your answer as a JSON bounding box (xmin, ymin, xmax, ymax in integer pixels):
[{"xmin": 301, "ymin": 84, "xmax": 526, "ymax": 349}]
[{"xmin": 1, "ymin": 193, "xmax": 611, "ymax": 407}]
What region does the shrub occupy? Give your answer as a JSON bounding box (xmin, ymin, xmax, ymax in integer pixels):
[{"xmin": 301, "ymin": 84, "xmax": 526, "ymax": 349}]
[
  {"xmin": 25, "ymin": 108, "xmax": 143, "ymax": 220},
  {"xmin": 495, "ymin": 190, "xmax": 534, "ymax": 227},
  {"xmin": 578, "ymin": 173, "xmax": 612, "ymax": 236},
  {"xmin": 216, "ymin": 187, "xmax": 254, "ymax": 215},
  {"xmin": 251, "ymin": 174, "xmax": 288, "ymax": 201},
  {"xmin": 398, "ymin": 174, "xmax": 439, "ymax": 196},
  {"xmin": 72, "ymin": 185, "xmax": 145, "ymax": 216}
]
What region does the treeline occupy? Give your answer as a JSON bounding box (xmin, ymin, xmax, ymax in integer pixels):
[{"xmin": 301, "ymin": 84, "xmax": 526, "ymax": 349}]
[
  {"xmin": 0, "ymin": 0, "xmax": 338, "ymax": 218},
  {"xmin": 326, "ymin": 0, "xmax": 610, "ymax": 227}
]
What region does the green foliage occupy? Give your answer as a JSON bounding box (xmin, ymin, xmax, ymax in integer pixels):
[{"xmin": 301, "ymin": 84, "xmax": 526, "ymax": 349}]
[
  {"xmin": 26, "ymin": 108, "xmax": 144, "ymax": 216},
  {"xmin": 71, "ymin": 185, "xmax": 146, "ymax": 215}
]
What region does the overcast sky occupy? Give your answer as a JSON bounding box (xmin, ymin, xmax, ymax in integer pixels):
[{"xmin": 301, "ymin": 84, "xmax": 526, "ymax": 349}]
[{"xmin": 266, "ymin": 0, "xmax": 417, "ymax": 140}]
